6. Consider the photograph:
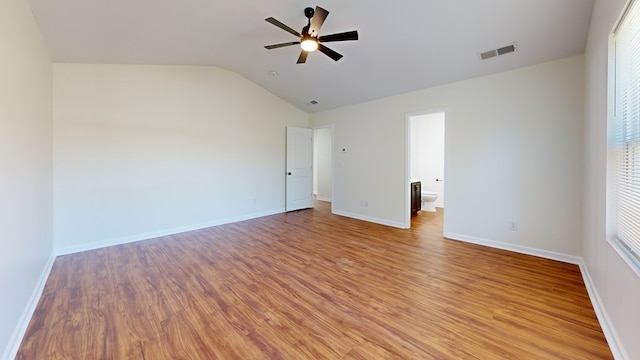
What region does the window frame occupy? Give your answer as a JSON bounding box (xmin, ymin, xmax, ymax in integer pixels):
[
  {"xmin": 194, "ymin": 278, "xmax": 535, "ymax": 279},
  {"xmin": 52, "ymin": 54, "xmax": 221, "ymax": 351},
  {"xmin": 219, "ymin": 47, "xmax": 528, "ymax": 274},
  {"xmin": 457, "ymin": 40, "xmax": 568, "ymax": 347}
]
[{"xmin": 607, "ymin": 0, "xmax": 640, "ymax": 278}]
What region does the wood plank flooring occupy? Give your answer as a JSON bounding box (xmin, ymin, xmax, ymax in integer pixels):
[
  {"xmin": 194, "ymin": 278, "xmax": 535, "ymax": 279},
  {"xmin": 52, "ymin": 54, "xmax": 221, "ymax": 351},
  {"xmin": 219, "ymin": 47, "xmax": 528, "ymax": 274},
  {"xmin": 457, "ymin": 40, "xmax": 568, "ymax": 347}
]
[{"xmin": 17, "ymin": 201, "xmax": 612, "ymax": 359}]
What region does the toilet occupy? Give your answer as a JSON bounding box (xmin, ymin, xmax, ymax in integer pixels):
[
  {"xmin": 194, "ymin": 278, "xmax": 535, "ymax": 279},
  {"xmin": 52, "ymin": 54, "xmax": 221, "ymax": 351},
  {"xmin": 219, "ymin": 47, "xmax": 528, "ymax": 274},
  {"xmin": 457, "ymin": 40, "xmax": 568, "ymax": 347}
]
[{"xmin": 421, "ymin": 191, "xmax": 438, "ymax": 212}]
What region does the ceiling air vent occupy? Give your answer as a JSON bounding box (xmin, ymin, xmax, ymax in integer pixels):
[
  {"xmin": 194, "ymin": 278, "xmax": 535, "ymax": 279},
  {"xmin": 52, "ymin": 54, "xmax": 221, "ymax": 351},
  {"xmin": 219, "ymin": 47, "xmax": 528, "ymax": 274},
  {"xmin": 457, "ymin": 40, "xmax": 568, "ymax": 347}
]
[
  {"xmin": 497, "ymin": 44, "xmax": 516, "ymax": 55},
  {"xmin": 479, "ymin": 43, "xmax": 517, "ymax": 61},
  {"xmin": 480, "ymin": 50, "xmax": 498, "ymax": 60}
]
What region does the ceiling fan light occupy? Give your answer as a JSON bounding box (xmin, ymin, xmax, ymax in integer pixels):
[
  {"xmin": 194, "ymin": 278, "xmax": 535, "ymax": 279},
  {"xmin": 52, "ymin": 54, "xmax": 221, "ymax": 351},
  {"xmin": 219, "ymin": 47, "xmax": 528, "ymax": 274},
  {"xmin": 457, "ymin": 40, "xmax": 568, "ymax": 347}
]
[{"xmin": 301, "ymin": 38, "xmax": 318, "ymax": 52}]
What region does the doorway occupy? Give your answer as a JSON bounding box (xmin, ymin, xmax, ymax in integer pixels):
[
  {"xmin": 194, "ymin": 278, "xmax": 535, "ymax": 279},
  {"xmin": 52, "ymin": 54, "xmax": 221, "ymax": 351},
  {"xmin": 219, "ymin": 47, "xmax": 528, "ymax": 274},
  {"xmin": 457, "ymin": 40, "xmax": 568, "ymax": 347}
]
[
  {"xmin": 313, "ymin": 126, "xmax": 333, "ymax": 206},
  {"xmin": 406, "ymin": 111, "xmax": 446, "ymax": 227}
]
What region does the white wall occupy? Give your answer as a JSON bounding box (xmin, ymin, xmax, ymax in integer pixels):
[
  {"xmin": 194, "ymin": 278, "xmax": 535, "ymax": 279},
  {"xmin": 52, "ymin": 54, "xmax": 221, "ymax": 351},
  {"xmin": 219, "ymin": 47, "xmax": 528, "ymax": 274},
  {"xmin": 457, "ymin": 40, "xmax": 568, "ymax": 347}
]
[
  {"xmin": 584, "ymin": 0, "xmax": 640, "ymax": 358},
  {"xmin": 53, "ymin": 64, "xmax": 308, "ymax": 253},
  {"xmin": 411, "ymin": 112, "xmax": 445, "ymax": 208},
  {"xmin": 0, "ymin": 0, "xmax": 53, "ymax": 358},
  {"xmin": 312, "ymin": 102, "xmax": 407, "ymax": 227},
  {"xmin": 313, "ymin": 127, "xmax": 332, "ymax": 201},
  {"xmin": 311, "ymin": 55, "xmax": 585, "ymax": 256}
]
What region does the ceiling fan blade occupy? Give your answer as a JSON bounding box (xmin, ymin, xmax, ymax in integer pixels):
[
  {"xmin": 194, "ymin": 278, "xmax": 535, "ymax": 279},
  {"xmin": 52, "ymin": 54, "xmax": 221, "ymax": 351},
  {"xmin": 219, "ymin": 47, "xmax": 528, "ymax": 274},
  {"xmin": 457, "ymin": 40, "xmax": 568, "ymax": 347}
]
[
  {"xmin": 309, "ymin": 6, "xmax": 329, "ymax": 37},
  {"xmin": 318, "ymin": 30, "xmax": 359, "ymax": 43},
  {"xmin": 318, "ymin": 44, "xmax": 343, "ymax": 62},
  {"xmin": 265, "ymin": 41, "xmax": 300, "ymax": 50},
  {"xmin": 265, "ymin": 17, "xmax": 301, "ymax": 37},
  {"xmin": 297, "ymin": 51, "xmax": 309, "ymax": 64}
]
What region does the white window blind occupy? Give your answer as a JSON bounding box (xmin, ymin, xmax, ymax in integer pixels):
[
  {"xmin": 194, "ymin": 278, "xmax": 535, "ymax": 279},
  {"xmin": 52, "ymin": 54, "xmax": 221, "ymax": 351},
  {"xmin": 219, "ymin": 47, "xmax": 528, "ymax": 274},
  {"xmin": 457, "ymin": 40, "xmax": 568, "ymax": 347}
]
[{"xmin": 612, "ymin": 0, "xmax": 640, "ymax": 264}]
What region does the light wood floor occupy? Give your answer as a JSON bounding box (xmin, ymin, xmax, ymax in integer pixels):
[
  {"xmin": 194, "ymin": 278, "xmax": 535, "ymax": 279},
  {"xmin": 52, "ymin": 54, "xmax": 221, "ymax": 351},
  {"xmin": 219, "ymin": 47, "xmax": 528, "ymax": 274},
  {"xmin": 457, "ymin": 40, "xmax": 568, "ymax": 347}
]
[{"xmin": 18, "ymin": 201, "xmax": 612, "ymax": 359}]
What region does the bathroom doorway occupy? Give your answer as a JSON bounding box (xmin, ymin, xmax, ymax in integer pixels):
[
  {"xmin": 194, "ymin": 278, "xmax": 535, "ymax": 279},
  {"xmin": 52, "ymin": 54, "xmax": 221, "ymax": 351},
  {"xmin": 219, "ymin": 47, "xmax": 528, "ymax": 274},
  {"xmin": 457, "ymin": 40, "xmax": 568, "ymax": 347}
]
[
  {"xmin": 313, "ymin": 126, "xmax": 333, "ymax": 206},
  {"xmin": 407, "ymin": 111, "xmax": 446, "ymax": 227}
]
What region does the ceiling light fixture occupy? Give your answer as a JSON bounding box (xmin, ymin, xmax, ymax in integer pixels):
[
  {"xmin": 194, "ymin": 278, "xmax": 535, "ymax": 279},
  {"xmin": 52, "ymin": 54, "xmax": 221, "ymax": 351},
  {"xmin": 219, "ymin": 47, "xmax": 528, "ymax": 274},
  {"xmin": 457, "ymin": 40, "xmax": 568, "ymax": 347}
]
[{"xmin": 300, "ymin": 36, "xmax": 318, "ymax": 52}]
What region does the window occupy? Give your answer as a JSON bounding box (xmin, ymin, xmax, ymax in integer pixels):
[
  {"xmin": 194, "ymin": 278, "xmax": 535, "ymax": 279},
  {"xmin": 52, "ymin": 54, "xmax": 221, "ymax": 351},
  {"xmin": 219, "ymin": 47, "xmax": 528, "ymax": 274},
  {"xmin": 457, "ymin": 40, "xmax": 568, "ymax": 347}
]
[{"xmin": 609, "ymin": 0, "xmax": 640, "ymax": 271}]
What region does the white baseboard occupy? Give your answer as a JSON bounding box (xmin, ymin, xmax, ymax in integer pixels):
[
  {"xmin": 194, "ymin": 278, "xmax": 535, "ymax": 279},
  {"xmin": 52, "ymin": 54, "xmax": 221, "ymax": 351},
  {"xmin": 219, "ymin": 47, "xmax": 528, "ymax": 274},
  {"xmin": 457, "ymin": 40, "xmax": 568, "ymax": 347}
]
[
  {"xmin": 55, "ymin": 208, "xmax": 285, "ymax": 256},
  {"xmin": 316, "ymin": 196, "xmax": 332, "ymax": 202},
  {"xmin": 2, "ymin": 254, "xmax": 56, "ymax": 360},
  {"xmin": 578, "ymin": 261, "xmax": 628, "ymax": 360},
  {"xmin": 444, "ymin": 231, "xmax": 582, "ymax": 264},
  {"xmin": 444, "ymin": 231, "xmax": 627, "ymax": 359},
  {"xmin": 331, "ymin": 209, "xmax": 408, "ymax": 229}
]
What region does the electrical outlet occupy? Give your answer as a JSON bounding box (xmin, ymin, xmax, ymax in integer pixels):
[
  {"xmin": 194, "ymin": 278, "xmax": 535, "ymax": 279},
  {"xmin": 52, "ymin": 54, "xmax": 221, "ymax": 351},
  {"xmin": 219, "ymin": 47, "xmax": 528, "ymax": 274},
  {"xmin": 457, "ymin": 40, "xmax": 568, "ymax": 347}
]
[{"xmin": 509, "ymin": 221, "xmax": 518, "ymax": 231}]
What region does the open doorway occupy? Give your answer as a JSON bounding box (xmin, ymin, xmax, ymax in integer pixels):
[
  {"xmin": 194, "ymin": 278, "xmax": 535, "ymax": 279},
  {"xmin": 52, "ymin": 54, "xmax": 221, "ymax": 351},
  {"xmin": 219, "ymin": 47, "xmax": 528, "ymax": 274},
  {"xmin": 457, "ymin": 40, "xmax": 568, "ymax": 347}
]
[
  {"xmin": 313, "ymin": 126, "xmax": 333, "ymax": 205},
  {"xmin": 407, "ymin": 111, "xmax": 446, "ymax": 227}
]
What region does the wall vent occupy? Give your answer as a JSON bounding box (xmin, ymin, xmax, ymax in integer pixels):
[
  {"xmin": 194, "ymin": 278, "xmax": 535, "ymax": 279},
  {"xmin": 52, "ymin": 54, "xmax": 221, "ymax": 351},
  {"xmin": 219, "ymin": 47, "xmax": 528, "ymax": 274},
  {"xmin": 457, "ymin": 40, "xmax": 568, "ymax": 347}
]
[{"xmin": 479, "ymin": 43, "xmax": 517, "ymax": 61}]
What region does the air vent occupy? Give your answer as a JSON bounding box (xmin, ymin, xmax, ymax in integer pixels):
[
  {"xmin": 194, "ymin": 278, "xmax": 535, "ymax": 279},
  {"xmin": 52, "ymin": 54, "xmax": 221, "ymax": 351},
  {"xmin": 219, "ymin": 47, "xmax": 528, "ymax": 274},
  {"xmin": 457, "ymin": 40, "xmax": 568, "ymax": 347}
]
[
  {"xmin": 480, "ymin": 50, "xmax": 498, "ymax": 60},
  {"xmin": 479, "ymin": 43, "xmax": 517, "ymax": 61},
  {"xmin": 497, "ymin": 44, "xmax": 516, "ymax": 55}
]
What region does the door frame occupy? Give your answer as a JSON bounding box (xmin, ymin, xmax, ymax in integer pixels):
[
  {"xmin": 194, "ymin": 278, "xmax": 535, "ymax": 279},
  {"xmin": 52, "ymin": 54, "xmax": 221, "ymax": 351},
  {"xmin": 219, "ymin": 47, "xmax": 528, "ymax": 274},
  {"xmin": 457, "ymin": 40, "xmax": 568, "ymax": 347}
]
[{"xmin": 405, "ymin": 109, "xmax": 448, "ymax": 230}]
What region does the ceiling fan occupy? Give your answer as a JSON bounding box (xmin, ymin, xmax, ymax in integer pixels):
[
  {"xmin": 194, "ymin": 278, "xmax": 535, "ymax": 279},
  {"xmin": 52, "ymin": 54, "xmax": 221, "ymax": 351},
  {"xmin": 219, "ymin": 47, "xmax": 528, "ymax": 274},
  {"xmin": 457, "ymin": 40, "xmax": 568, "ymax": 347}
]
[{"xmin": 264, "ymin": 6, "xmax": 359, "ymax": 64}]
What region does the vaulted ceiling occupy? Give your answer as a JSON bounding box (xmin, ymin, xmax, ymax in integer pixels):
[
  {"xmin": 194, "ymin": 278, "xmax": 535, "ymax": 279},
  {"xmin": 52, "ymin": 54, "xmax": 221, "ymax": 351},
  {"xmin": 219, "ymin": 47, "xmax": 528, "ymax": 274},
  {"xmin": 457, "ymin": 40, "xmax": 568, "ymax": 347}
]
[{"xmin": 28, "ymin": 0, "xmax": 594, "ymax": 112}]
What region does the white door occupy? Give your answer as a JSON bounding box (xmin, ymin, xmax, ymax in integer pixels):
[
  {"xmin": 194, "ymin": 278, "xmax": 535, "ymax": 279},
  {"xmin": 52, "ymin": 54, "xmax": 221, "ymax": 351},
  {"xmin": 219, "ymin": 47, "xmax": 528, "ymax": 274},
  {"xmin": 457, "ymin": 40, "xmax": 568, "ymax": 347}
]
[{"xmin": 286, "ymin": 127, "xmax": 313, "ymax": 211}]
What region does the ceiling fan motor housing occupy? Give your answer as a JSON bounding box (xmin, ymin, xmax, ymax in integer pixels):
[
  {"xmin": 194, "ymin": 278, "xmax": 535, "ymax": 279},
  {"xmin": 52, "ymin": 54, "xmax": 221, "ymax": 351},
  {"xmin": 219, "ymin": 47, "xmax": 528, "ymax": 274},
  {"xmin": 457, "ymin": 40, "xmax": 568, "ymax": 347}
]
[{"xmin": 304, "ymin": 7, "xmax": 315, "ymax": 20}]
